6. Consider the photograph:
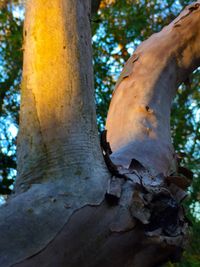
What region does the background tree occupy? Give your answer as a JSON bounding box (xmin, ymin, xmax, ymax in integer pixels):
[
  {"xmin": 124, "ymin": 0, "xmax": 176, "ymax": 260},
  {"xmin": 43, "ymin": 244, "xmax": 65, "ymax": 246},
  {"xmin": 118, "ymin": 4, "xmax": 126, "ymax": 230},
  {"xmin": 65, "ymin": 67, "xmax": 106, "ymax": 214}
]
[{"xmin": 0, "ymin": 0, "xmax": 23, "ymax": 194}]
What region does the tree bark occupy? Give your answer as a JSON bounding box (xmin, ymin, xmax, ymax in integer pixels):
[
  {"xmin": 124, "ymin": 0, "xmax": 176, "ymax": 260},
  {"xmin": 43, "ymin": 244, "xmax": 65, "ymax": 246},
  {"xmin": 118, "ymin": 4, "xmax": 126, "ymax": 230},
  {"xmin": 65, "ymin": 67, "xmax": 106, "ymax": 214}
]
[
  {"xmin": 17, "ymin": 0, "xmax": 106, "ymax": 191},
  {"xmin": 106, "ymin": 1, "xmax": 200, "ymax": 176},
  {"xmin": 0, "ymin": 1, "xmax": 200, "ymax": 267},
  {"xmin": 0, "ymin": 1, "xmax": 109, "ymax": 266}
]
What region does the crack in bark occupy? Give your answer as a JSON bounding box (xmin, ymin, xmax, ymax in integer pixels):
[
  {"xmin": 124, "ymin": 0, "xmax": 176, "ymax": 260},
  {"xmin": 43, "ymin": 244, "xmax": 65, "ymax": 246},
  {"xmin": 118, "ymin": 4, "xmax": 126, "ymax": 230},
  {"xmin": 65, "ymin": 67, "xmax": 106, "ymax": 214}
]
[{"xmin": 11, "ymin": 202, "xmax": 104, "ymax": 267}]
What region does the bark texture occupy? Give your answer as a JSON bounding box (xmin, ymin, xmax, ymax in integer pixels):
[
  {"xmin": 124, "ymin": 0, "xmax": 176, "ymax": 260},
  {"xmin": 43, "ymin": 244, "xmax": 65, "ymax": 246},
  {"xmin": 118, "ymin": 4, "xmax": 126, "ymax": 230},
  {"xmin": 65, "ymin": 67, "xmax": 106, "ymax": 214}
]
[
  {"xmin": 17, "ymin": 0, "xmax": 106, "ymax": 191},
  {"xmin": 0, "ymin": 1, "xmax": 200, "ymax": 267},
  {"xmin": 0, "ymin": 1, "xmax": 109, "ymax": 266},
  {"xmin": 106, "ymin": 1, "xmax": 200, "ymax": 176},
  {"xmin": 13, "ymin": 203, "xmax": 179, "ymax": 267}
]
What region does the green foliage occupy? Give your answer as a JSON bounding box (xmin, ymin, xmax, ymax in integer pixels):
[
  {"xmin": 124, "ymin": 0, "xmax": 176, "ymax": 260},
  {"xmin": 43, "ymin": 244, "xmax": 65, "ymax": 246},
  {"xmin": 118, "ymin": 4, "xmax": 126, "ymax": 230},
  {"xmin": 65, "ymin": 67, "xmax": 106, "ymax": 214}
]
[
  {"xmin": 0, "ymin": 0, "xmax": 199, "ymax": 266},
  {"xmin": 0, "ymin": 1, "xmax": 23, "ymax": 194}
]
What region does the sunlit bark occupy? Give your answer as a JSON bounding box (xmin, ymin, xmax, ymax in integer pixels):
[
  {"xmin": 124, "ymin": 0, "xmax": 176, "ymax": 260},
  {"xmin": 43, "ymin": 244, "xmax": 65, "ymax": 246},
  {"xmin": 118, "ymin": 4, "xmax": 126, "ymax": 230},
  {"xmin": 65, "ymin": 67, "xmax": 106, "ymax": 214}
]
[
  {"xmin": 106, "ymin": 1, "xmax": 200, "ymax": 176},
  {"xmin": 0, "ymin": 1, "xmax": 200, "ymax": 267},
  {"xmin": 17, "ymin": 0, "xmax": 105, "ymax": 191},
  {"xmin": 0, "ymin": 1, "xmax": 109, "ymax": 266}
]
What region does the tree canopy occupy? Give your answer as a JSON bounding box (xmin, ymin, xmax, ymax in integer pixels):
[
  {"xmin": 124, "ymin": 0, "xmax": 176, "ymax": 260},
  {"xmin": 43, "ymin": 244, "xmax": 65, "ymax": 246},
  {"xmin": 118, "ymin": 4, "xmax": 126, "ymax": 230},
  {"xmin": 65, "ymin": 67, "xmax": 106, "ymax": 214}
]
[{"xmin": 0, "ymin": 0, "xmax": 199, "ymax": 266}]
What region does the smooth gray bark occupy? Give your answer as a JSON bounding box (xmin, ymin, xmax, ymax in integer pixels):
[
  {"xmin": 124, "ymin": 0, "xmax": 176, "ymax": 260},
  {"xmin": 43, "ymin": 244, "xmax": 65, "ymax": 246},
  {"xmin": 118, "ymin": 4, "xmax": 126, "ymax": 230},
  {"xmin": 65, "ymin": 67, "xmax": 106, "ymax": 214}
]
[
  {"xmin": 0, "ymin": 1, "xmax": 200, "ymax": 267},
  {"xmin": 0, "ymin": 1, "xmax": 109, "ymax": 266}
]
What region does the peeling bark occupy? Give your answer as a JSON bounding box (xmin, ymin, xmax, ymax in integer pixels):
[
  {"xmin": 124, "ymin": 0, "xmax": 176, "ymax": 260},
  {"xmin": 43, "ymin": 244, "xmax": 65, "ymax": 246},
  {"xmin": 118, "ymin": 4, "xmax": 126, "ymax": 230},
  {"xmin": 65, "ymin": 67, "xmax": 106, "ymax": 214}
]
[
  {"xmin": 12, "ymin": 203, "xmax": 180, "ymax": 267},
  {"xmin": 0, "ymin": 1, "xmax": 199, "ymax": 267}
]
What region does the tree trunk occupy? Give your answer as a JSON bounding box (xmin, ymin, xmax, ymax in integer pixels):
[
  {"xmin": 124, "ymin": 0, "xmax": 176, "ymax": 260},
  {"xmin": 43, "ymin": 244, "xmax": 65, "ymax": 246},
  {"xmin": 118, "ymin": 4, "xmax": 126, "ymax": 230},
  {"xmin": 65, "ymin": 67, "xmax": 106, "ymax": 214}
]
[
  {"xmin": 0, "ymin": 1, "xmax": 109, "ymax": 266},
  {"xmin": 0, "ymin": 1, "xmax": 200, "ymax": 267}
]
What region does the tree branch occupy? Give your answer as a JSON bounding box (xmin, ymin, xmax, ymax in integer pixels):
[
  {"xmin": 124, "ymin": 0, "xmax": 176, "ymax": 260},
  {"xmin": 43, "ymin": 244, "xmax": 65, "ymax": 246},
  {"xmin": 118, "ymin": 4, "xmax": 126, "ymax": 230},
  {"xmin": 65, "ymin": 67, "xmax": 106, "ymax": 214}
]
[
  {"xmin": 106, "ymin": 1, "xmax": 200, "ymax": 176},
  {"xmin": 0, "ymin": 2, "xmax": 199, "ymax": 267}
]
